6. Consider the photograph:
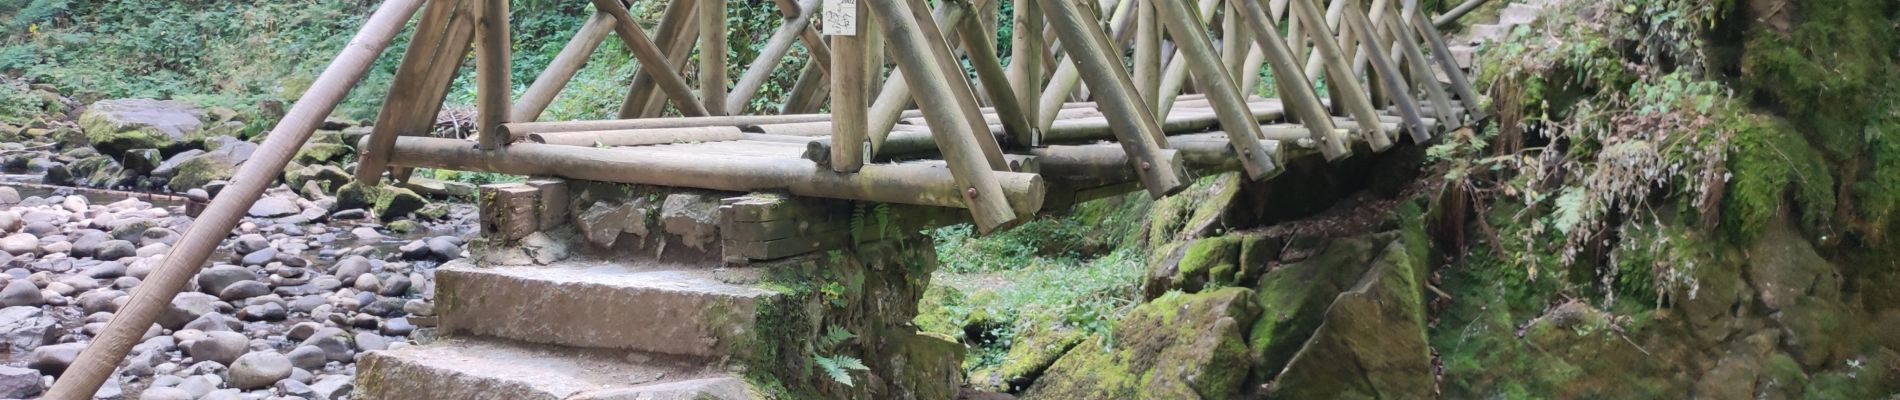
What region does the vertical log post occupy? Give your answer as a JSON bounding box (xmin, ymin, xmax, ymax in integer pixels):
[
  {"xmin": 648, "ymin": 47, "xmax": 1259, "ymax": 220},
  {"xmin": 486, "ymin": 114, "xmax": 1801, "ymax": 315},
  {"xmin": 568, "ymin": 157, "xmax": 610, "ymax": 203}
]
[
  {"xmin": 475, "ymin": 0, "xmax": 511, "ymax": 150},
  {"xmin": 1152, "ymin": 0, "xmax": 1278, "ymax": 179},
  {"xmin": 1041, "ymin": 0, "xmax": 1189, "ymax": 197},
  {"xmin": 701, "ymin": 0, "xmax": 729, "ymax": 115},
  {"xmin": 1235, "ymin": 0, "xmax": 1350, "ymax": 160},
  {"xmin": 1007, "ymin": 0, "xmax": 1046, "ymax": 146},
  {"xmin": 42, "ymin": 1, "xmax": 426, "ymax": 398},
  {"xmin": 830, "ymin": 0, "xmax": 868, "ymax": 172},
  {"xmin": 1133, "ymin": 0, "xmax": 1160, "ymax": 111},
  {"xmin": 864, "ymin": 0, "xmax": 1020, "ymax": 232}
]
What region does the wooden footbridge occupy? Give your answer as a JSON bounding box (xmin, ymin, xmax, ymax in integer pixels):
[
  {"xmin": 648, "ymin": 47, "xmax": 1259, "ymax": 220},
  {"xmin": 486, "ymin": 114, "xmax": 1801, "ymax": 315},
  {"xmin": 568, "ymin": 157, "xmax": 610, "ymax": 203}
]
[{"xmin": 45, "ymin": 0, "xmax": 1484, "ymax": 397}]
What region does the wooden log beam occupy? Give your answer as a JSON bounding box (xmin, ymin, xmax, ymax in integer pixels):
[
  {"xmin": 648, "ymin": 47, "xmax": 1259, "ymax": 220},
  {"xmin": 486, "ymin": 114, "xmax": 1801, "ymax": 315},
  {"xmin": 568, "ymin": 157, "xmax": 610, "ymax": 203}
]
[
  {"xmin": 43, "ymin": 1, "xmax": 427, "ymax": 398},
  {"xmin": 1383, "ymin": 3, "xmax": 1455, "ymax": 140},
  {"xmin": 955, "ymin": 4, "xmax": 1035, "ymax": 149},
  {"xmin": 355, "ymin": 0, "xmax": 476, "ymax": 184},
  {"xmin": 781, "ymin": 62, "xmax": 830, "ymax": 114},
  {"xmin": 867, "ymin": 0, "xmax": 1021, "ymax": 232},
  {"xmin": 475, "ymin": 0, "xmax": 511, "ymax": 150},
  {"xmin": 1292, "ymin": 0, "xmax": 1391, "ymax": 150},
  {"xmin": 1132, "ymin": 0, "xmax": 1159, "ymax": 111},
  {"xmin": 1412, "ymin": 6, "xmax": 1484, "ymax": 119},
  {"xmin": 593, "ymin": 0, "xmax": 709, "ymax": 117},
  {"xmin": 501, "ymin": 114, "xmax": 833, "ymax": 139},
  {"xmin": 1151, "ymin": 0, "xmax": 1222, "ymax": 117},
  {"xmin": 728, "ymin": 0, "xmax": 821, "ymax": 113},
  {"xmin": 906, "ymin": 0, "xmax": 1008, "ymax": 171},
  {"xmin": 1040, "ymin": 0, "xmax": 1188, "ymax": 197},
  {"xmin": 385, "ymin": 136, "xmax": 1045, "ymax": 216},
  {"xmin": 866, "ymin": 0, "xmax": 971, "ymax": 154},
  {"xmin": 1235, "ymin": 0, "xmax": 1351, "ymax": 160},
  {"xmin": 1152, "ymin": 0, "xmax": 1278, "ymax": 180},
  {"xmin": 1035, "ymin": 0, "xmax": 1138, "ymax": 130},
  {"xmin": 1342, "ymin": 0, "xmax": 1428, "ymax": 144},
  {"xmin": 829, "ymin": 0, "xmax": 867, "ymax": 172},
  {"xmin": 620, "ymin": 0, "xmax": 698, "ymax": 118},
  {"xmin": 512, "ymin": 11, "xmax": 613, "ymax": 123}
]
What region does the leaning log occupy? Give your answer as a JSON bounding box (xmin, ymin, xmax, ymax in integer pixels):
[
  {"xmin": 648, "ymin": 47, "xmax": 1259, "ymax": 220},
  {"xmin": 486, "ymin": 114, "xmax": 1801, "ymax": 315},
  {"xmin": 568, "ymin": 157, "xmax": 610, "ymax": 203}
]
[{"xmin": 44, "ymin": 1, "xmax": 427, "ymax": 398}]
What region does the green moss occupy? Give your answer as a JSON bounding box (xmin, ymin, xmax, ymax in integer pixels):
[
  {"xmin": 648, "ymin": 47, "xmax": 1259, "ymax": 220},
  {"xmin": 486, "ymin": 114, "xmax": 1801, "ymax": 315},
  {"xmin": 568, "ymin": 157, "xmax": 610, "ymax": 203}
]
[
  {"xmin": 167, "ymin": 154, "xmax": 236, "ymax": 190},
  {"xmin": 1025, "ymin": 288, "xmax": 1258, "ymax": 399},
  {"xmin": 1722, "ymin": 112, "xmax": 1834, "ymax": 242},
  {"xmin": 294, "ymin": 142, "xmax": 353, "ymax": 165},
  {"xmin": 1174, "ymin": 235, "xmax": 1241, "ymax": 292},
  {"xmin": 1739, "ymin": 0, "xmax": 1897, "ymax": 160}
]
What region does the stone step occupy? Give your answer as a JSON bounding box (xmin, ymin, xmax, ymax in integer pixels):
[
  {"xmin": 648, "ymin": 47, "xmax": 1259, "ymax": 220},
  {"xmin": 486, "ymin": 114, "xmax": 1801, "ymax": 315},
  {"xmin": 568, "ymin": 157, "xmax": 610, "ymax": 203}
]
[
  {"xmin": 357, "ymin": 337, "xmax": 751, "ymax": 400},
  {"xmin": 436, "ymin": 259, "xmax": 777, "ymax": 357},
  {"xmin": 1468, "ymin": 24, "xmax": 1509, "ymax": 42},
  {"xmin": 1500, "ymin": 3, "xmax": 1542, "ymax": 26},
  {"xmin": 1450, "ymin": 45, "xmax": 1477, "ymax": 69}
]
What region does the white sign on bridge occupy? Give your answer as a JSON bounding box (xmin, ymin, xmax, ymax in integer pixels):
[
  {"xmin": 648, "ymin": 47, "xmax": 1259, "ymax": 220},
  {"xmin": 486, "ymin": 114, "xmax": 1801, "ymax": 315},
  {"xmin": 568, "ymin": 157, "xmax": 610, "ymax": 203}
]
[{"xmin": 823, "ymin": 0, "xmax": 858, "ymax": 36}]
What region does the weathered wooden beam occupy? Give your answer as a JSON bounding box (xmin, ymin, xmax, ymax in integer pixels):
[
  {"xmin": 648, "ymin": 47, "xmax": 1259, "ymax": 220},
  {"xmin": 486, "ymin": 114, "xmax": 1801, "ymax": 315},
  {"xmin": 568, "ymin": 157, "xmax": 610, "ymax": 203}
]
[
  {"xmin": 1412, "ymin": 6, "xmax": 1484, "ymax": 119},
  {"xmin": 355, "ymin": 0, "xmax": 476, "ymax": 184},
  {"xmin": 1152, "ymin": 0, "xmax": 1223, "ymax": 117},
  {"xmin": 867, "ymin": 0, "xmax": 1021, "ymax": 232},
  {"xmin": 593, "ymin": 0, "xmax": 709, "ymax": 117},
  {"xmin": 384, "ymin": 136, "xmax": 1045, "ymax": 216},
  {"xmin": 1152, "ymin": 0, "xmax": 1279, "ymax": 180},
  {"xmin": 1133, "ymin": 0, "xmax": 1159, "ymax": 111},
  {"xmin": 728, "ymin": 0, "xmax": 820, "ymax": 114},
  {"xmin": 1235, "ymin": 0, "xmax": 1351, "ymax": 160},
  {"xmin": 1292, "ymin": 0, "xmax": 1391, "ymax": 150},
  {"xmin": 781, "ymin": 62, "xmax": 830, "ymax": 114},
  {"xmin": 475, "ymin": 0, "xmax": 512, "ymax": 151},
  {"xmin": 1385, "ymin": 0, "xmax": 1459, "ymax": 136},
  {"xmin": 955, "ymin": 5, "xmax": 1035, "ymax": 149},
  {"xmin": 527, "ymin": 126, "xmax": 746, "ymax": 146},
  {"xmin": 44, "ymin": 1, "xmax": 427, "ymax": 398},
  {"xmin": 1036, "ymin": 0, "xmax": 1139, "ymax": 130},
  {"xmin": 1041, "ymin": 0, "xmax": 1188, "ymax": 197},
  {"xmin": 501, "ymin": 114, "xmax": 832, "ymax": 139},
  {"xmin": 866, "ymin": 0, "xmax": 972, "ymax": 154},
  {"xmin": 512, "ymin": 11, "xmax": 613, "ymax": 123},
  {"xmin": 830, "ymin": 0, "xmax": 867, "ymax": 172},
  {"xmin": 906, "ymin": 0, "xmax": 1009, "ymax": 171},
  {"xmin": 1342, "ymin": 0, "xmax": 1427, "ymax": 144},
  {"xmin": 620, "ymin": 0, "xmax": 698, "ymax": 118}
]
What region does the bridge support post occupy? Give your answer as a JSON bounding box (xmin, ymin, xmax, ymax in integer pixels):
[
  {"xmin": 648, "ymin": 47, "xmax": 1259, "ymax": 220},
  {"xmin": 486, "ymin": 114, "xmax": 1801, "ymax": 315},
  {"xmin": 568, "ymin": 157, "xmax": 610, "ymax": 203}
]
[{"xmin": 1040, "ymin": 0, "xmax": 1188, "ymax": 197}]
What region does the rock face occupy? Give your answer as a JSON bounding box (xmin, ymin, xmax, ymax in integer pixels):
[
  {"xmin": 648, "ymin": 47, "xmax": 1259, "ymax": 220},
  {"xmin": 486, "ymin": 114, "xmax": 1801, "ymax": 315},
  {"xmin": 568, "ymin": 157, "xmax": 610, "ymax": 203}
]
[{"xmin": 80, "ymin": 99, "xmax": 206, "ymax": 156}]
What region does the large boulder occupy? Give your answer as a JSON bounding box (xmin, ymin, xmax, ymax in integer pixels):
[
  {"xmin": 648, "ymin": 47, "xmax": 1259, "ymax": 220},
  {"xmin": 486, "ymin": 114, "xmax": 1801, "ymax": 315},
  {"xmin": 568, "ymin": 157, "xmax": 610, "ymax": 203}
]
[
  {"xmin": 80, "ymin": 99, "xmax": 207, "ymax": 156},
  {"xmin": 1266, "ymin": 238, "xmax": 1432, "ymax": 399},
  {"xmin": 1025, "ymin": 287, "xmax": 1260, "ymax": 399},
  {"xmin": 163, "ymin": 151, "xmax": 239, "ymax": 191}
]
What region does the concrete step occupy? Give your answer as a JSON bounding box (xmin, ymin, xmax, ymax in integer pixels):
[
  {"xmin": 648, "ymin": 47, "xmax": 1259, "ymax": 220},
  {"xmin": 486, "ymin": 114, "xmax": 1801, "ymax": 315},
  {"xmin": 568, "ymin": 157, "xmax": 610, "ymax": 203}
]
[
  {"xmin": 357, "ymin": 337, "xmax": 751, "ymax": 400},
  {"xmin": 1450, "ymin": 45, "xmax": 1477, "ymax": 69},
  {"xmin": 1500, "ymin": 3, "xmax": 1542, "ymax": 26},
  {"xmin": 436, "ymin": 259, "xmax": 777, "ymax": 357}
]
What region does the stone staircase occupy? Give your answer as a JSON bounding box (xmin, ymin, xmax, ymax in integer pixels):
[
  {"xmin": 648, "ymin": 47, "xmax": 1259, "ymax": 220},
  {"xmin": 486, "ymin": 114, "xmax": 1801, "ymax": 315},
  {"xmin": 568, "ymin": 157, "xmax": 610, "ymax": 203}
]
[
  {"xmin": 353, "ymin": 181, "xmax": 964, "ymax": 399},
  {"xmin": 1446, "ymin": 0, "xmax": 1558, "ymax": 70},
  {"xmin": 356, "ymin": 260, "xmax": 772, "ymax": 399}
]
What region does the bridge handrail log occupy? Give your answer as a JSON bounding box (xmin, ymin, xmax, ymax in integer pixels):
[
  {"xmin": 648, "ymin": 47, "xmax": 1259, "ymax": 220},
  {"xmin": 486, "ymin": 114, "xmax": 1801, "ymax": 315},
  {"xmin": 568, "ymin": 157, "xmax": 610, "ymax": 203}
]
[{"xmin": 42, "ymin": 1, "xmax": 428, "ymax": 398}]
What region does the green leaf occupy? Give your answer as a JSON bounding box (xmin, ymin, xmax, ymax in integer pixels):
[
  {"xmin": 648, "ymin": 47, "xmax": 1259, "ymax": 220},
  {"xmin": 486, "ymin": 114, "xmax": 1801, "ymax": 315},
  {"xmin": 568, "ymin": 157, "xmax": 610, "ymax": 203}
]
[
  {"xmin": 821, "ymin": 326, "xmax": 857, "ymax": 348},
  {"xmin": 815, "ymin": 355, "xmax": 859, "ymax": 387}
]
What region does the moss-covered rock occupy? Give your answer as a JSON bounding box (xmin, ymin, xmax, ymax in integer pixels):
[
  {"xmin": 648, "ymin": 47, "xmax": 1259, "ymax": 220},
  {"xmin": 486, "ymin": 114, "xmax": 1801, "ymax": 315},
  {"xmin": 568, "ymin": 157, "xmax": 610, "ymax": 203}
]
[
  {"xmin": 1249, "ymin": 235, "xmax": 1380, "ymax": 379},
  {"xmin": 294, "ymin": 142, "xmax": 353, "ymax": 165},
  {"xmin": 336, "ymin": 182, "xmax": 429, "ymax": 221},
  {"xmin": 969, "ymin": 323, "xmax": 1084, "ymax": 393},
  {"xmin": 167, "ymin": 153, "xmax": 237, "ymax": 191},
  {"xmin": 1267, "ymin": 238, "xmax": 1430, "ymax": 399},
  {"xmin": 80, "ymin": 99, "xmax": 208, "ymax": 156},
  {"xmin": 1024, "ymin": 287, "xmax": 1259, "ymax": 399}
]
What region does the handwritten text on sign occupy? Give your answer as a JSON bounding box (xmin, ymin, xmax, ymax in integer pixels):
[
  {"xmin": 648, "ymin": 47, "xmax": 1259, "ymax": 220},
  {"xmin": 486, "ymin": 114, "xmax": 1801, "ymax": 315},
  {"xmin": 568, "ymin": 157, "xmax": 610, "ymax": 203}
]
[{"xmin": 823, "ymin": 0, "xmax": 857, "ymax": 36}]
